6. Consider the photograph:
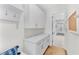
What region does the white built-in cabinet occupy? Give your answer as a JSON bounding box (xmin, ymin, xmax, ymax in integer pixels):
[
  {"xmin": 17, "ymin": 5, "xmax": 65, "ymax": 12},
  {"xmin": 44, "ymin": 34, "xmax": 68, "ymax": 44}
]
[
  {"xmin": 11, "ymin": 4, "xmax": 24, "ymax": 11},
  {"xmin": 24, "ymin": 34, "xmax": 50, "ymax": 55},
  {"xmin": 24, "ymin": 4, "xmax": 46, "ymax": 28},
  {"xmin": 0, "ymin": 4, "xmax": 23, "ymax": 27}
]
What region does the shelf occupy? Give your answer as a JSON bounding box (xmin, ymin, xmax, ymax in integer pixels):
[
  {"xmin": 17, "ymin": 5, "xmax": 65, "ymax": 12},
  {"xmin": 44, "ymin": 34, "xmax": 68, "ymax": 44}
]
[
  {"xmin": 10, "ymin": 4, "xmax": 24, "ymax": 12},
  {"xmin": 0, "ymin": 4, "xmax": 23, "ymax": 28}
]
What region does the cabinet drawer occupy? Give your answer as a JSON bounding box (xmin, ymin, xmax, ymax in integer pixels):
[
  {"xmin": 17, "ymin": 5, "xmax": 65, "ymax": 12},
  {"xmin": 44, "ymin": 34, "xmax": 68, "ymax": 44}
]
[
  {"xmin": 40, "ymin": 40, "xmax": 49, "ymax": 54},
  {"xmin": 24, "ymin": 35, "xmax": 50, "ymax": 55}
]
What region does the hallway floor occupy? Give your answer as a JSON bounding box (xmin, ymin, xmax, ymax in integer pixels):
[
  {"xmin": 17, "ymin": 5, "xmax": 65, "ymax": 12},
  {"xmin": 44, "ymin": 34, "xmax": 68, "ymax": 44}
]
[{"xmin": 44, "ymin": 46, "xmax": 67, "ymax": 55}]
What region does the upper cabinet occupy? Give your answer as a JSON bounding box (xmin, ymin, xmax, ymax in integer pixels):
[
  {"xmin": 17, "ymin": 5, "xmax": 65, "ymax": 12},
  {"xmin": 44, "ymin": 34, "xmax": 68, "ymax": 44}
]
[
  {"xmin": 0, "ymin": 4, "xmax": 23, "ymax": 23},
  {"xmin": 24, "ymin": 4, "xmax": 46, "ymax": 28},
  {"xmin": 11, "ymin": 4, "xmax": 24, "ymax": 11}
]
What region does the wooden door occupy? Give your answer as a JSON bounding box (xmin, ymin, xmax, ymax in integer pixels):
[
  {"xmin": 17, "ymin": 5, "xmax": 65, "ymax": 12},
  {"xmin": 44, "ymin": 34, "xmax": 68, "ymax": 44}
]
[{"xmin": 68, "ymin": 11, "xmax": 77, "ymax": 32}]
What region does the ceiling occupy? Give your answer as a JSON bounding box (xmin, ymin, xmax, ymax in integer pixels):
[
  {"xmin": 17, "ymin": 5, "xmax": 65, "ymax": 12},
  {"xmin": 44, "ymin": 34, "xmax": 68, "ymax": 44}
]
[
  {"xmin": 38, "ymin": 4, "xmax": 68, "ymax": 14},
  {"xmin": 38, "ymin": 4, "xmax": 79, "ymax": 15}
]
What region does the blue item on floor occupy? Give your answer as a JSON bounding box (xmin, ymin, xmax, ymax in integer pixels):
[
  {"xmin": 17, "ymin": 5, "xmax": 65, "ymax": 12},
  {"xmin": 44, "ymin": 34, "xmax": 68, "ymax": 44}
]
[{"xmin": 0, "ymin": 45, "xmax": 20, "ymax": 55}]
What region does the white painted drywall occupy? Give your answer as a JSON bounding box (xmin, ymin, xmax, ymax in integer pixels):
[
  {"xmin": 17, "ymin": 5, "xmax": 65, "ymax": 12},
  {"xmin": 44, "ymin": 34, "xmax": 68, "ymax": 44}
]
[
  {"xmin": 44, "ymin": 5, "xmax": 68, "ymax": 46},
  {"xmin": 64, "ymin": 4, "xmax": 79, "ymax": 55},
  {"xmin": 39, "ymin": 4, "xmax": 79, "ymax": 54},
  {"xmin": 0, "ymin": 4, "xmax": 24, "ymax": 53},
  {"xmin": 65, "ymin": 32, "xmax": 79, "ymax": 55}
]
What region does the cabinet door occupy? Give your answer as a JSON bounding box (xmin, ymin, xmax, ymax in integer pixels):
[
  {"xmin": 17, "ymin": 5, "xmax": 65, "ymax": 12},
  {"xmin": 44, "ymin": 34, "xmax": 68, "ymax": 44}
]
[
  {"xmin": 0, "ymin": 5, "xmax": 22, "ymax": 23},
  {"xmin": 29, "ymin": 5, "xmax": 45, "ymax": 28},
  {"xmin": 43, "ymin": 37, "xmax": 49, "ymax": 51},
  {"xmin": 0, "ymin": 5, "xmax": 7, "ymax": 20},
  {"xmin": 29, "ymin": 5, "xmax": 38, "ymax": 28},
  {"xmin": 34, "ymin": 5, "xmax": 45, "ymax": 28},
  {"xmin": 11, "ymin": 4, "xmax": 24, "ymax": 11},
  {"xmin": 36, "ymin": 11, "xmax": 46, "ymax": 28}
]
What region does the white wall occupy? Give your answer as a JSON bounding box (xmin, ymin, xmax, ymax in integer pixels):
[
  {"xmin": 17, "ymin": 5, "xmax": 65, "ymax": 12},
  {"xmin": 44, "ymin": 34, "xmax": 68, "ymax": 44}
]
[
  {"xmin": 65, "ymin": 32, "xmax": 79, "ymax": 55},
  {"xmin": 38, "ymin": 4, "xmax": 79, "ymax": 54},
  {"xmin": 64, "ymin": 4, "xmax": 79, "ymax": 55},
  {"xmin": 45, "ymin": 4, "xmax": 68, "ymax": 33},
  {"xmin": 45, "ymin": 5, "xmax": 68, "ymax": 46},
  {"xmin": 0, "ymin": 5, "xmax": 24, "ymax": 53}
]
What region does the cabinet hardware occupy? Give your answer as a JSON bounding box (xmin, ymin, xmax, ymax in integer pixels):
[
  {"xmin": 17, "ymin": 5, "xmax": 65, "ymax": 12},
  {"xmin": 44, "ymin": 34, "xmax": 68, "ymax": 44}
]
[
  {"xmin": 13, "ymin": 14, "xmax": 16, "ymax": 17},
  {"xmin": 5, "ymin": 9, "xmax": 8, "ymax": 16}
]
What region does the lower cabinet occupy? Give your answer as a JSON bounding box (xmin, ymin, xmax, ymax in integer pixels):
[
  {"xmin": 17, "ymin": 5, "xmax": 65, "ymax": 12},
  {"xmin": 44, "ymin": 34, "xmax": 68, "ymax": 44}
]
[{"xmin": 24, "ymin": 35, "xmax": 50, "ymax": 55}]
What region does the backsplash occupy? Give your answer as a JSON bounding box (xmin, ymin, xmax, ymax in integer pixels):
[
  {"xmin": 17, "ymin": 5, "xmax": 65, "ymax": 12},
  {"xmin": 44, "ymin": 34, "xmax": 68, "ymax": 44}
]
[{"xmin": 24, "ymin": 28, "xmax": 44, "ymax": 38}]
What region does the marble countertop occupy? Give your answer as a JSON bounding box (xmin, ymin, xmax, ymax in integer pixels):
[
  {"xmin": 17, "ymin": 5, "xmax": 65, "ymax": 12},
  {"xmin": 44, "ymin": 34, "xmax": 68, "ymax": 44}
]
[{"xmin": 25, "ymin": 33, "xmax": 49, "ymax": 43}]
